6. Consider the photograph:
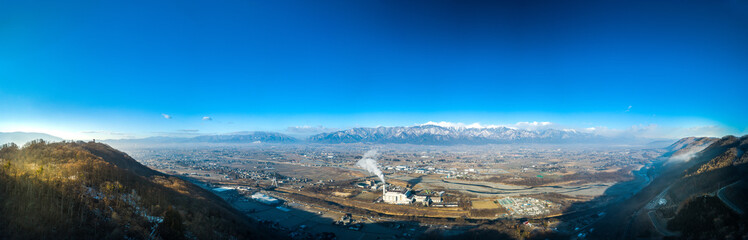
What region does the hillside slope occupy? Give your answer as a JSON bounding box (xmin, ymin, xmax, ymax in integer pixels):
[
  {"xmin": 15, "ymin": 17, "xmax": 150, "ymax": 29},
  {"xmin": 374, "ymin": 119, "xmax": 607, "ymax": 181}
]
[
  {"xmin": 589, "ymin": 135, "xmax": 748, "ymax": 239},
  {"xmin": 0, "ymin": 140, "xmax": 280, "ymax": 240},
  {"xmin": 662, "ymin": 136, "xmax": 718, "ymax": 160}
]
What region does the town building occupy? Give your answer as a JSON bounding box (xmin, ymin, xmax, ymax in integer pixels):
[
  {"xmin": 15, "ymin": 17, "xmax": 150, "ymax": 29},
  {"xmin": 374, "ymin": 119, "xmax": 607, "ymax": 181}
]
[
  {"xmin": 383, "ymin": 189, "xmax": 413, "ymax": 204},
  {"xmin": 413, "ymin": 195, "xmax": 430, "ymax": 206},
  {"xmin": 251, "ymin": 192, "xmax": 280, "ymax": 205}
]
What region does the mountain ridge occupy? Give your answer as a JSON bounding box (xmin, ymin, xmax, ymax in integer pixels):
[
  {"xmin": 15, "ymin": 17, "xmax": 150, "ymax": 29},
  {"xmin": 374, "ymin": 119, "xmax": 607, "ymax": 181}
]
[
  {"xmin": 105, "ymin": 131, "xmax": 298, "ymax": 144},
  {"xmin": 308, "ymin": 124, "xmax": 603, "ymax": 144},
  {"xmin": 0, "ymin": 132, "xmax": 63, "ymax": 145},
  {"xmin": 590, "ymin": 135, "xmax": 748, "ymax": 239},
  {"xmin": 103, "ymin": 125, "xmax": 710, "ymax": 145}
]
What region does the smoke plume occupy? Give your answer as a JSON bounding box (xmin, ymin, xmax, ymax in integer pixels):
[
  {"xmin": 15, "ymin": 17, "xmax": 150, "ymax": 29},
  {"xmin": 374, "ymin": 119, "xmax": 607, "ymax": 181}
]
[
  {"xmin": 356, "ymin": 149, "xmax": 385, "ymax": 185},
  {"xmin": 668, "ymin": 145, "xmax": 708, "ymax": 163}
]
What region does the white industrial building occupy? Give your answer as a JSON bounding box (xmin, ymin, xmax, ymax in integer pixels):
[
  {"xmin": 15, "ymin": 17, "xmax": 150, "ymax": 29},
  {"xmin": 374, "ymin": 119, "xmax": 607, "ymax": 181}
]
[
  {"xmin": 212, "ymin": 186, "xmax": 238, "ymax": 197},
  {"xmin": 413, "ymin": 195, "xmax": 430, "ymax": 206},
  {"xmin": 383, "ymin": 189, "xmax": 413, "ymax": 204},
  {"xmin": 251, "ymin": 192, "xmax": 280, "ymax": 205}
]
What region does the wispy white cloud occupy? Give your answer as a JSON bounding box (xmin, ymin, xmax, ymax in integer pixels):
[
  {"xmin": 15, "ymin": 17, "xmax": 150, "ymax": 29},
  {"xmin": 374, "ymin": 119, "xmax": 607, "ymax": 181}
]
[
  {"xmin": 286, "ymin": 125, "xmax": 339, "ymax": 134},
  {"xmin": 162, "ymin": 113, "xmax": 172, "ymax": 119},
  {"xmin": 81, "ymin": 130, "xmax": 104, "ymax": 134},
  {"xmin": 151, "ymin": 130, "xmax": 204, "ymax": 137},
  {"xmin": 514, "ymin": 121, "xmax": 556, "ymax": 130},
  {"xmin": 419, "ymin": 121, "xmax": 730, "ymax": 139},
  {"xmin": 582, "ymin": 124, "xmax": 730, "ymax": 139},
  {"xmin": 80, "ymin": 130, "xmax": 126, "ymax": 135},
  {"xmin": 419, "ymin": 121, "xmax": 500, "ymax": 129},
  {"xmin": 625, "ymin": 105, "xmax": 632, "ymax": 112},
  {"xmin": 678, "ymin": 125, "xmax": 731, "ymax": 138},
  {"xmin": 202, "ymin": 116, "xmax": 212, "ymax": 121},
  {"xmin": 79, "ymin": 130, "xmax": 132, "ymax": 139}
]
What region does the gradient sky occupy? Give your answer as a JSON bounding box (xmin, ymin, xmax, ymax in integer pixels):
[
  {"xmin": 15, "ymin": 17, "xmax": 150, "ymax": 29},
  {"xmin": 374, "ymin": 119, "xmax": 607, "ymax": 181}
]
[{"xmin": 1, "ymin": 0, "xmax": 747, "ymax": 139}]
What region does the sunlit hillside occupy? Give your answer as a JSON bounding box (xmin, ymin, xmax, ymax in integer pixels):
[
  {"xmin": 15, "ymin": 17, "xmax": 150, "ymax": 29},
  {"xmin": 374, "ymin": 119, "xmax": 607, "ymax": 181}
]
[{"xmin": 0, "ymin": 140, "xmax": 279, "ymax": 240}]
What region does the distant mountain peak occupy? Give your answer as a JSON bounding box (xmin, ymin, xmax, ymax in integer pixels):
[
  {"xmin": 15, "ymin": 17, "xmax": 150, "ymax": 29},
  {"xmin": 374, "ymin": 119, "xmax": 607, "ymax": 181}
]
[
  {"xmin": 418, "ymin": 121, "xmax": 508, "ymax": 130},
  {"xmin": 104, "ymin": 131, "xmax": 298, "ymax": 145},
  {"xmin": 308, "ymin": 125, "xmax": 599, "ymax": 145},
  {"xmin": 192, "ymin": 131, "xmax": 298, "ymax": 143},
  {"xmin": 0, "ymin": 132, "xmax": 63, "ymax": 145}
]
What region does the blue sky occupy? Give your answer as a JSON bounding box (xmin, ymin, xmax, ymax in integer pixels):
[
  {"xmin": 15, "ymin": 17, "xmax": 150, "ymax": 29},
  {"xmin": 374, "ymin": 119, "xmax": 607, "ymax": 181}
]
[{"xmin": 1, "ymin": 0, "xmax": 747, "ymax": 139}]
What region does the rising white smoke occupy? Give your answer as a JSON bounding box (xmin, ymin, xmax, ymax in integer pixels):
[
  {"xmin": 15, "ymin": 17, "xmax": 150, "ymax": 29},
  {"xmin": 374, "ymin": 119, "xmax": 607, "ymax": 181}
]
[
  {"xmin": 668, "ymin": 145, "xmax": 709, "ymax": 163},
  {"xmin": 356, "ymin": 149, "xmax": 385, "ymax": 185}
]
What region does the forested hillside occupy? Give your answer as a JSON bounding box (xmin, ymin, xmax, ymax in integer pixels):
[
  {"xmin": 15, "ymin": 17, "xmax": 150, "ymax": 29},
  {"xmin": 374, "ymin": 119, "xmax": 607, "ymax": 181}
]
[
  {"xmin": 0, "ymin": 140, "xmax": 279, "ymax": 240},
  {"xmin": 663, "ymin": 135, "xmax": 748, "ymax": 239},
  {"xmin": 588, "ymin": 135, "xmax": 748, "ymax": 239}
]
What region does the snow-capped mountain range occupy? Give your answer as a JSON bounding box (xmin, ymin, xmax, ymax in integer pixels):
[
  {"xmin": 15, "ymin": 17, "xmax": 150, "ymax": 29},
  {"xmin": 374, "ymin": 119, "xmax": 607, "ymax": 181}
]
[
  {"xmin": 98, "ymin": 123, "xmax": 665, "ymax": 145},
  {"xmin": 308, "ymin": 124, "xmax": 599, "ymax": 144}
]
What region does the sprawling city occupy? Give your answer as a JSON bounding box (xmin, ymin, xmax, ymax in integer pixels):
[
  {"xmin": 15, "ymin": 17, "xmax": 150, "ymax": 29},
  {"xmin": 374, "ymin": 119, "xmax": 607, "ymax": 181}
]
[
  {"xmin": 2, "ymin": 0, "xmax": 747, "ymax": 239},
  {"xmin": 97, "ymin": 138, "xmax": 708, "ymax": 239}
]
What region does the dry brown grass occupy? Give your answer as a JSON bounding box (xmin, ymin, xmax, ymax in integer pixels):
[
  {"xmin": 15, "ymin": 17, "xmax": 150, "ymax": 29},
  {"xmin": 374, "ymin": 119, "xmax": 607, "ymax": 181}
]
[
  {"xmin": 387, "ymin": 178, "xmax": 410, "ymax": 187},
  {"xmin": 472, "ymin": 199, "xmax": 500, "ymax": 209},
  {"xmin": 274, "ymin": 187, "xmax": 472, "ymax": 220},
  {"xmin": 332, "ymin": 191, "xmax": 353, "ymax": 197},
  {"xmin": 351, "ymin": 191, "xmax": 378, "ymax": 201},
  {"xmin": 600, "ymin": 168, "xmax": 621, "ymax": 173}
]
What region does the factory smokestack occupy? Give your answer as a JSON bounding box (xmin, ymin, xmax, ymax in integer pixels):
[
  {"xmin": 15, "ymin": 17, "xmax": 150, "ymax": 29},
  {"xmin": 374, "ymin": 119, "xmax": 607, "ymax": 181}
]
[{"xmin": 356, "ymin": 150, "xmax": 386, "ymax": 191}]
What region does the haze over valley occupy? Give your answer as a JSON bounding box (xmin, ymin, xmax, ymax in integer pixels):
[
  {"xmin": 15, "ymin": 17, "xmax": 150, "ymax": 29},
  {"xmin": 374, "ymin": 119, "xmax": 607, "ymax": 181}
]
[{"xmin": 2, "ymin": 0, "xmax": 747, "ymax": 239}]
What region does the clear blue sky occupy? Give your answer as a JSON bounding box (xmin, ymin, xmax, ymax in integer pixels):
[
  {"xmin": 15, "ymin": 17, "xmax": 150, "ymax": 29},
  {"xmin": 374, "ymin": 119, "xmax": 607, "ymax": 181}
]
[{"xmin": 1, "ymin": 0, "xmax": 746, "ymax": 139}]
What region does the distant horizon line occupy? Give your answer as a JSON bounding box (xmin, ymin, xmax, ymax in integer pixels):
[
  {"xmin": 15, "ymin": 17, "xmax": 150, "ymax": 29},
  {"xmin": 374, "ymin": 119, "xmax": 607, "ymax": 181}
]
[{"xmin": 5, "ymin": 123, "xmax": 730, "ymax": 142}]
